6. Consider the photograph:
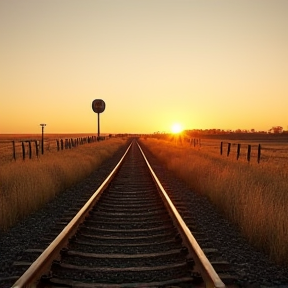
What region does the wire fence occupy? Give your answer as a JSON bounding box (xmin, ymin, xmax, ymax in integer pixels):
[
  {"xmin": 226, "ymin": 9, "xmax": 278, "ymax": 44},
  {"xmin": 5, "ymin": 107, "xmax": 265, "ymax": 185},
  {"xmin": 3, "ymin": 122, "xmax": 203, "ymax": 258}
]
[
  {"xmin": 0, "ymin": 136, "xmax": 109, "ymax": 163},
  {"xmin": 186, "ymin": 138, "xmax": 288, "ymax": 164}
]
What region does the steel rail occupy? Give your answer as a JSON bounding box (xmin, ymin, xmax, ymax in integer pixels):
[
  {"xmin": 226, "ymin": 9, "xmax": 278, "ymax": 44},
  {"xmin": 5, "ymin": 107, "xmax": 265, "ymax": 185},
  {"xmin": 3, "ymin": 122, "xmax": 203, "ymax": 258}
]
[
  {"xmin": 137, "ymin": 142, "xmax": 226, "ymax": 288},
  {"xmin": 11, "ymin": 142, "xmax": 133, "ymax": 288}
]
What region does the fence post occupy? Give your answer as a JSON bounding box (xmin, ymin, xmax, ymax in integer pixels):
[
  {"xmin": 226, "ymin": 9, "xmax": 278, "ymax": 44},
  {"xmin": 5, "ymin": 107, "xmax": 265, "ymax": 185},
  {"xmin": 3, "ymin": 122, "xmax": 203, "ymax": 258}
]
[
  {"xmin": 227, "ymin": 143, "xmax": 231, "ymax": 156},
  {"xmin": 35, "ymin": 140, "xmax": 39, "ymax": 157},
  {"xmin": 28, "ymin": 141, "xmax": 32, "ymax": 159},
  {"xmin": 237, "ymin": 143, "xmax": 241, "ymax": 160},
  {"xmin": 257, "ymin": 144, "xmax": 261, "ymax": 163},
  {"xmin": 61, "ymin": 139, "xmax": 64, "ymax": 150},
  {"xmin": 12, "ymin": 141, "xmax": 16, "ymax": 161},
  {"xmin": 247, "ymin": 145, "xmax": 251, "ymax": 162},
  {"xmin": 22, "ymin": 142, "xmax": 25, "ymax": 160},
  {"xmin": 56, "ymin": 139, "xmax": 60, "ymax": 151},
  {"xmin": 220, "ymin": 142, "xmax": 223, "ymax": 155}
]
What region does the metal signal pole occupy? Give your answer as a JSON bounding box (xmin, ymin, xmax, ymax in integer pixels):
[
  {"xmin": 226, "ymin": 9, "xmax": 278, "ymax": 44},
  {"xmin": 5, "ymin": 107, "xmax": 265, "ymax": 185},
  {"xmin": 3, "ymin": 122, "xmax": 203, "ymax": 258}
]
[{"xmin": 92, "ymin": 99, "xmax": 106, "ymax": 140}]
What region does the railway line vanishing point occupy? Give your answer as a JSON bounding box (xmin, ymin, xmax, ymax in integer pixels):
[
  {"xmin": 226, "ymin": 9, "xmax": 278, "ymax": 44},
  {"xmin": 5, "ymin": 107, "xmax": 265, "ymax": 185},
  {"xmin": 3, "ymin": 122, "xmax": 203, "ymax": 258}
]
[{"xmin": 10, "ymin": 140, "xmax": 236, "ymax": 288}]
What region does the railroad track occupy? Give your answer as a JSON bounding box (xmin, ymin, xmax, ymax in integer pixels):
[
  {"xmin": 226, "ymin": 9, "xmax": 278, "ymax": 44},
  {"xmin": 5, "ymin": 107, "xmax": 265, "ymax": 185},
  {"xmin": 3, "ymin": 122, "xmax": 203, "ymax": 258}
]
[{"xmin": 11, "ymin": 140, "xmax": 235, "ymax": 288}]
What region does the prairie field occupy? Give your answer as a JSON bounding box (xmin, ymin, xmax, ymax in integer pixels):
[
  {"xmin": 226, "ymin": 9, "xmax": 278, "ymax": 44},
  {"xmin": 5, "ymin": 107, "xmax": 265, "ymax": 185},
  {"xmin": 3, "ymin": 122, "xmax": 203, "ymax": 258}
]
[
  {"xmin": 140, "ymin": 135, "xmax": 288, "ymax": 265},
  {"xmin": 0, "ymin": 134, "xmax": 127, "ymax": 231}
]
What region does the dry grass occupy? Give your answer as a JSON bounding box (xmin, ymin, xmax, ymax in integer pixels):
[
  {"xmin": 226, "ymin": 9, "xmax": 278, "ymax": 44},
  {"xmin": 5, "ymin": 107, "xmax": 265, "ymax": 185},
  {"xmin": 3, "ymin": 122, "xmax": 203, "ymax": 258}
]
[
  {"xmin": 140, "ymin": 137, "xmax": 288, "ymax": 265},
  {"xmin": 0, "ymin": 138, "xmax": 127, "ymax": 231}
]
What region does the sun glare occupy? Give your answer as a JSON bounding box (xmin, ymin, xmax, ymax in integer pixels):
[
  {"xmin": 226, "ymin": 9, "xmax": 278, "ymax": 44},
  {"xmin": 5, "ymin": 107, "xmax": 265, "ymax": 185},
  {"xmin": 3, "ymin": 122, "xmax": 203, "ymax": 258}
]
[{"xmin": 171, "ymin": 123, "xmax": 183, "ymax": 134}]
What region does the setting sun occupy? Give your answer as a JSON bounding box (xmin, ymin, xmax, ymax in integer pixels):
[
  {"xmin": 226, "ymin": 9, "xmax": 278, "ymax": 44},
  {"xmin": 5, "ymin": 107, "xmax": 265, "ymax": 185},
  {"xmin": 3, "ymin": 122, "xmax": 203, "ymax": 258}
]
[{"xmin": 171, "ymin": 123, "xmax": 183, "ymax": 134}]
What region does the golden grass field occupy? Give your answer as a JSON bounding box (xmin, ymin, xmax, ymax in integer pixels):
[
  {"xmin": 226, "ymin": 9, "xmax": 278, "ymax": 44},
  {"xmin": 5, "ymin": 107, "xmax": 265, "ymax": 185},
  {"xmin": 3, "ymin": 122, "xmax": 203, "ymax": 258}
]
[
  {"xmin": 1, "ymin": 132, "xmax": 288, "ymax": 265},
  {"xmin": 140, "ymin": 134, "xmax": 288, "ymax": 265},
  {"xmin": 0, "ymin": 134, "xmax": 127, "ymax": 231}
]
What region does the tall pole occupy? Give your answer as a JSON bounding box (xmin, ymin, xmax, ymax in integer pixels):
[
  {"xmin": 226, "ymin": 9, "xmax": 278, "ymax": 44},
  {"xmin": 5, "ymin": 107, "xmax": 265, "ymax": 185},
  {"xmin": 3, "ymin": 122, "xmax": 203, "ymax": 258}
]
[
  {"xmin": 97, "ymin": 113, "xmax": 100, "ymax": 139},
  {"xmin": 92, "ymin": 99, "xmax": 105, "ymax": 141},
  {"xmin": 42, "ymin": 126, "xmax": 44, "ymax": 154}
]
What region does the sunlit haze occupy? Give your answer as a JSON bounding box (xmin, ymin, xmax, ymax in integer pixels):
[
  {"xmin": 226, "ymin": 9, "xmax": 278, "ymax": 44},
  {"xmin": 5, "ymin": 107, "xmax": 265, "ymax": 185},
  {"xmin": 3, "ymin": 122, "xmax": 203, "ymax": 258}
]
[
  {"xmin": 171, "ymin": 123, "xmax": 183, "ymax": 134},
  {"xmin": 1, "ymin": 1, "xmax": 287, "ymax": 134}
]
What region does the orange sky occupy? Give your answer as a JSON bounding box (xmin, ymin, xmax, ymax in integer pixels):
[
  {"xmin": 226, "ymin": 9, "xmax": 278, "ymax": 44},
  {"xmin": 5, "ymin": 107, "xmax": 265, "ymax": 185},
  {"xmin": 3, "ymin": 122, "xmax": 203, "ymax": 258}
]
[{"xmin": 1, "ymin": 1, "xmax": 287, "ymax": 134}]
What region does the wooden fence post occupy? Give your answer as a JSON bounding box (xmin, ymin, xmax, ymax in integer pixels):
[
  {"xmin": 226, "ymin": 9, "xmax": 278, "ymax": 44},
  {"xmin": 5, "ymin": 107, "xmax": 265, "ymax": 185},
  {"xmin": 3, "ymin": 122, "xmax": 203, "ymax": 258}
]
[
  {"xmin": 35, "ymin": 141, "xmax": 39, "ymax": 157},
  {"xmin": 28, "ymin": 141, "xmax": 32, "ymax": 159},
  {"xmin": 12, "ymin": 141, "xmax": 16, "ymax": 161},
  {"xmin": 22, "ymin": 142, "xmax": 25, "ymax": 160},
  {"xmin": 237, "ymin": 143, "xmax": 241, "ymax": 160},
  {"xmin": 257, "ymin": 144, "xmax": 261, "ymax": 163},
  {"xmin": 247, "ymin": 145, "xmax": 251, "ymax": 162},
  {"xmin": 56, "ymin": 139, "xmax": 60, "ymax": 151},
  {"xmin": 220, "ymin": 142, "xmax": 223, "ymax": 155},
  {"xmin": 227, "ymin": 143, "xmax": 231, "ymax": 156},
  {"xmin": 61, "ymin": 139, "xmax": 64, "ymax": 150}
]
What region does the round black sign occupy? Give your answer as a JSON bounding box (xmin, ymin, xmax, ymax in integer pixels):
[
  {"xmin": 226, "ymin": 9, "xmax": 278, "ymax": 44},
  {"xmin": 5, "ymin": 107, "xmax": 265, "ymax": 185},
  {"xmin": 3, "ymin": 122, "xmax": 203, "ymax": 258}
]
[{"xmin": 92, "ymin": 99, "xmax": 106, "ymax": 113}]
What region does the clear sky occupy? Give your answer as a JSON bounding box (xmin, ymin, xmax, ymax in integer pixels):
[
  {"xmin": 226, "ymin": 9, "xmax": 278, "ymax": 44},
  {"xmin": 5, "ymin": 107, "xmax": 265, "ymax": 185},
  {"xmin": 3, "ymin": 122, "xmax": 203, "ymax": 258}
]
[{"xmin": 1, "ymin": 0, "xmax": 287, "ymax": 134}]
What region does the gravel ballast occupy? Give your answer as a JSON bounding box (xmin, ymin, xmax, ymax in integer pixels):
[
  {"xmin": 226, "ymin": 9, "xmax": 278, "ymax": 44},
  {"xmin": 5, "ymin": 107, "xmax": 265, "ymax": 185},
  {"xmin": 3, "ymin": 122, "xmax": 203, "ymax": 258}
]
[{"xmin": 1, "ymin": 141, "xmax": 288, "ymax": 288}]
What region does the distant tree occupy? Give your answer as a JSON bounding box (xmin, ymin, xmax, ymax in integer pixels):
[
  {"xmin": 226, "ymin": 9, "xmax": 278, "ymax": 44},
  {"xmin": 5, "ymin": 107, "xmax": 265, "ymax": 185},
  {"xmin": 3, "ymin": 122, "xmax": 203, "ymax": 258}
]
[
  {"xmin": 270, "ymin": 126, "xmax": 283, "ymax": 133},
  {"xmin": 251, "ymin": 129, "xmax": 255, "ymax": 133}
]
